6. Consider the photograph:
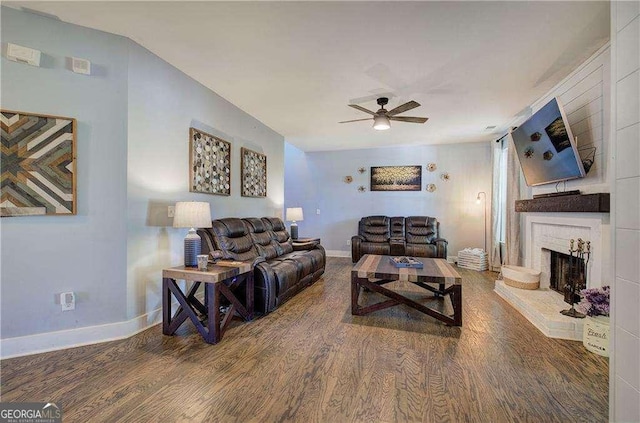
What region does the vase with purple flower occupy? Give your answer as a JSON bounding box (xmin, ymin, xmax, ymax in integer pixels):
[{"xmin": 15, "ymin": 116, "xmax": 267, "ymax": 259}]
[{"xmin": 579, "ymin": 285, "xmax": 610, "ymax": 357}]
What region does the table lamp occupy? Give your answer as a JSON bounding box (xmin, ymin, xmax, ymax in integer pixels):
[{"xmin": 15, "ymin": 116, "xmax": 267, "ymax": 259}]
[
  {"xmin": 286, "ymin": 207, "xmax": 303, "ymax": 240},
  {"xmin": 173, "ymin": 201, "xmax": 212, "ymax": 267}
]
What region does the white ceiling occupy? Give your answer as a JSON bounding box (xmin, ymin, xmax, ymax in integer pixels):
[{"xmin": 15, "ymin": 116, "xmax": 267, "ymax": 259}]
[{"xmin": 6, "ymin": 1, "xmax": 610, "ymax": 151}]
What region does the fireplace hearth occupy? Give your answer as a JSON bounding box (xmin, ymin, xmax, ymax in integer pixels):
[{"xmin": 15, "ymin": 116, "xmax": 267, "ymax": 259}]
[{"xmin": 494, "ymin": 214, "xmax": 608, "ymax": 340}]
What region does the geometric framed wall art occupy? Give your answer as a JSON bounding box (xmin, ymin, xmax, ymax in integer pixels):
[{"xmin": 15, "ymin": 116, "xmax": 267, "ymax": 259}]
[
  {"xmin": 189, "ymin": 128, "xmax": 231, "ymax": 196},
  {"xmin": 1, "ymin": 110, "xmax": 77, "ymax": 217},
  {"xmin": 370, "ymin": 165, "xmax": 422, "ymax": 191},
  {"xmin": 240, "ymin": 147, "xmax": 267, "ymax": 198}
]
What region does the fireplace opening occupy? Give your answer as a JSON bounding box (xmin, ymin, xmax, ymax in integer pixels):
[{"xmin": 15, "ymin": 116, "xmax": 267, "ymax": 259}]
[{"xmin": 550, "ymin": 251, "xmax": 585, "ymax": 300}]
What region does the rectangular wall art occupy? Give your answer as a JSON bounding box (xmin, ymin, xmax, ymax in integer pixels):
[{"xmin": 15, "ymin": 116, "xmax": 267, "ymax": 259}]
[
  {"xmin": 189, "ymin": 128, "xmax": 231, "ymax": 196},
  {"xmin": 1, "ymin": 110, "xmax": 77, "ymax": 217},
  {"xmin": 241, "ymin": 147, "xmax": 267, "ymax": 197},
  {"xmin": 370, "ymin": 165, "xmax": 422, "ymax": 191}
]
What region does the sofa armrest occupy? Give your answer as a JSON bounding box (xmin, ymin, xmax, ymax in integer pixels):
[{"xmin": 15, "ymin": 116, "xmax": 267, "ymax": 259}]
[
  {"xmin": 433, "ymin": 238, "xmax": 448, "ymax": 259},
  {"xmin": 292, "ymin": 241, "xmax": 318, "ymax": 251},
  {"xmin": 351, "ymin": 235, "xmax": 364, "ymax": 263},
  {"xmin": 252, "ymin": 256, "xmax": 266, "ymax": 267}
]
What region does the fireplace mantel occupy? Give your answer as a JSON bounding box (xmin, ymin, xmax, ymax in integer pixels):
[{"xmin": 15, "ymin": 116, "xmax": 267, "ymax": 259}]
[{"xmin": 515, "ymin": 193, "xmax": 610, "ymax": 213}]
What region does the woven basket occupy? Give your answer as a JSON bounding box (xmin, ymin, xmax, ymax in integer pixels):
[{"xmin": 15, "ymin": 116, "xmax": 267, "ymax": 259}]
[
  {"xmin": 457, "ymin": 250, "xmax": 488, "ymax": 271},
  {"xmin": 502, "ymin": 265, "xmax": 540, "ymax": 290}
]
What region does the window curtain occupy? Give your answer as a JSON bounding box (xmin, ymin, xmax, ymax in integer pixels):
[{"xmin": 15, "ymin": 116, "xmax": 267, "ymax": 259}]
[
  {"xmin": 490, "ymin": 142, "xmax": 503, "ymax": 271},
  {"xmin": 504, "ymin": 133, "xmax": 521, "ymax": 266}
]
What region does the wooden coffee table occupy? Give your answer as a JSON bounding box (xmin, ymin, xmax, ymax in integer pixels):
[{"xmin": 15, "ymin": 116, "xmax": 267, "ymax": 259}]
[
  {"xmin": 351, "ymin": 254, "xmax": 462, "ymax": 326},
  {"xmin": 162, "ymin": 263, "xmax": 254, "ymax": 344}
]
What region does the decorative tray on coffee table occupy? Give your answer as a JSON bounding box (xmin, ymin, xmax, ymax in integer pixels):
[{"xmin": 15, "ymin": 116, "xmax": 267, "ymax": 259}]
[{"xmin": 390, "ymin": 256, "xmax": 424, "ymax": 268}]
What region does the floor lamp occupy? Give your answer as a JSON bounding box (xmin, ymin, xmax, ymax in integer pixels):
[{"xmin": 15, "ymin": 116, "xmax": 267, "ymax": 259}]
[{"xmin": 476, "ymin": 192, "xmax": 487, "ymax": 253}]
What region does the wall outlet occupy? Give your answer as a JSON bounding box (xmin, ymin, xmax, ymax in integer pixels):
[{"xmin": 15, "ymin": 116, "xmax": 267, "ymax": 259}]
[
  {"xmin": 346, "ymin": 239, "xmax": 351, "ymax": 246},
  {"xmin": 168, "ymin": 205, "xmax": 175, "ymax": 218},
  {"xmin": 60, "ymin": 292, "xmax": 75, "ymax": 311}
]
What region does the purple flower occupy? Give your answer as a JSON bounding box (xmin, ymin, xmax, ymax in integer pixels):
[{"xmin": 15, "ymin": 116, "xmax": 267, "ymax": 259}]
[{"xmin": 577, "ymin": 286, "xmax": 610, "ymax": 317}]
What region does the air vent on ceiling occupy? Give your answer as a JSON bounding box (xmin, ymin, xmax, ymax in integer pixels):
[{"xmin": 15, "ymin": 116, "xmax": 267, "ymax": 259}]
[{"xmin": 71, "ymin": 57, "xmax": 91, "ymax": 75}]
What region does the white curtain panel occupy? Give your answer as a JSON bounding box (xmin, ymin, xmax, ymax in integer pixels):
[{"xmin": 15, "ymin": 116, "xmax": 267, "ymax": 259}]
[
  {"xmin": 505, "ymin": 134, "xmax": 521, "ymax": 266},
  {"xmin": 490, "ymin": 144, "xmax": 503, "ymax": 271}
]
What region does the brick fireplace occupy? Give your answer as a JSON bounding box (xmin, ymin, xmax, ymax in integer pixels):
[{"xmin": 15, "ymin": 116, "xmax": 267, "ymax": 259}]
[{"xmin": 495, "ymin": 213, "xmax": 610, "ymax": 340}]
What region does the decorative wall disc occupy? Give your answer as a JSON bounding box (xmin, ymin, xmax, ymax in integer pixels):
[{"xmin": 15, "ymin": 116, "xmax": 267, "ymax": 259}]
[
  {"xmin": 440, "ymin": 172, "xmax": 450, "ymax": 181},
  {"xmin": 358, "ymin": 185, "xmax": 366, "ymax": 192},
  {"xmin": 426, "ymin": 163, "xmax": 437, "ymax": 172},
  {"xmin": 344, "ymin": 175, "xmax": 353, "ymax": 183},
  {"xmin": 426, "ymin": 183, "xmax": 437, "ymax": 192},
  {"xmin": 358, "ymin": 167, "xmax": 366, "ymax": 174}
]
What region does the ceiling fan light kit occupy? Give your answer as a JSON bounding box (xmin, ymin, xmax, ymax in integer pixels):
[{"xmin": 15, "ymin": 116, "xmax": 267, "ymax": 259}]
[
  {"xmin": 340, "ymin": 97, "xmax": 428, "ymax": 130},
  {"xmin": 373, "ymin": 115, "xmax": 390, "ymax": 130}
]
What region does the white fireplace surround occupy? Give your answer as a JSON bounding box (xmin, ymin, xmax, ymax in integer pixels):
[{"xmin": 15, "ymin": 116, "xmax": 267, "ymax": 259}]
[
  {"xmin": 524, "ymin": 214, "xmax": 608, "ymax": 289},
  {"xmin": 495, "ymin": 213, "xmax": 610, "ymax": 340}
]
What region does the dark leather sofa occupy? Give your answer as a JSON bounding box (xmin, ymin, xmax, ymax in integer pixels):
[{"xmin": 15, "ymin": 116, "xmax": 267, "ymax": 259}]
[
  {"xmin": 198, "ymin": 217, "xmax": 325, "ymax": 314},
  {"xmin": 351, "ymin": 215, "xmax": 447, "ymax": 263}
]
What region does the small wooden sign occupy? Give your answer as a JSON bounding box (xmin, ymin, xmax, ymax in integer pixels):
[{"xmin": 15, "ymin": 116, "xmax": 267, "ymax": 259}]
[{"xmin": 583, "ymin": 316, "xmax": 609, "ymax": 357}]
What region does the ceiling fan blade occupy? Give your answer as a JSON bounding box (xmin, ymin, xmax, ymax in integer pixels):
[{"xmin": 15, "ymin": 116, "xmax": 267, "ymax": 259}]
[
  {"xmin": 389, "ymin": 116, "xmax": 429, "ymax": 124},
  {"xmin": 339, "ymin": 118, "xmax": 373, "ymax": 124},
  {"xmin": 349, "ymin": 92, "xmax": 395, "ymax": 105},
  {"xmin": 386, "ymin": 101, "xmax": 421, "ymax": 116},
  {"xmin": 348, "ymin": 104, "xmax": 376, "ymax": 115}
]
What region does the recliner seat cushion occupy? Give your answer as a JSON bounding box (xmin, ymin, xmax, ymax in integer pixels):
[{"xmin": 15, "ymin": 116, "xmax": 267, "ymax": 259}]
[
  {"xmin": 405, "ymin": 243, "xmax": 437, "ymax": 257},
  {"xmin": 359, "ymin": 241, "xmax": 391, "ymax": 256},
  {"xmin": 286, "ymin": 249, "xmax": 325, "ymax": 273}
]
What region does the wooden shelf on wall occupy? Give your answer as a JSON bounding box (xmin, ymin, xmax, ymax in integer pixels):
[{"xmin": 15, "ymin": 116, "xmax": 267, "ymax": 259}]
[{"xmin": 515, "ymin": 193, "xmax": 610, "ymax": 213}]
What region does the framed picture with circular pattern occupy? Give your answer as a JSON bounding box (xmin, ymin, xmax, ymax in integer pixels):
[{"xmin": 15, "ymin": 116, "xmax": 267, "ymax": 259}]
[
  {"xmin": 189, "ymin": 128, "xmax": 231, "ymax": 196},
  {"xmin": 241, "ymin": 147, "xmax": 267, "ymax": 198}
]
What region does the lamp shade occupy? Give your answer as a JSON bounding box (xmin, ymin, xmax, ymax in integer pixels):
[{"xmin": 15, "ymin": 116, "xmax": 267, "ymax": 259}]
[
  {"xmin": 286, "ymin": 207, "xmax": 303, "ymax": 222},
  {"xmin": 173, "ymin": 202, "xmax": 212, "ymax": 228}
]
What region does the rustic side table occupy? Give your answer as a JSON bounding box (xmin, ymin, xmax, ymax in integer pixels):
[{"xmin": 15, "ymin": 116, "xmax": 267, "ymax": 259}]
[{"xmin": 162, "ymin": 263, "xmax": 254, "ymax": 344}]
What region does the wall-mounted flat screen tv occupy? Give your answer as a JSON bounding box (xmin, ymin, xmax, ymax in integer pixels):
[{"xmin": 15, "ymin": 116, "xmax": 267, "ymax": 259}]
[{"xmin": 511, "ymin": 97, "xmax": 585, "ymax": 186}]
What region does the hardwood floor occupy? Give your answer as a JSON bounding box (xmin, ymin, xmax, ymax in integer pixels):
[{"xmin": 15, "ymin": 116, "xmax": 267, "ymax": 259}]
[{"xmin": 0, "ymin": 258, "xmax": 608, "ymax": 422}]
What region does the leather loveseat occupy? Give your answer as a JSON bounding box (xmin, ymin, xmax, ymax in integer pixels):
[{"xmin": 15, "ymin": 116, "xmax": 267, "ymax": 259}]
[
  {"xmin": 198, "ymin": 217, "xmax": 325, "ymax": 314},
  {"xmin": 351, "ymin": 215, "xmax": 447, "ymax": 263}
]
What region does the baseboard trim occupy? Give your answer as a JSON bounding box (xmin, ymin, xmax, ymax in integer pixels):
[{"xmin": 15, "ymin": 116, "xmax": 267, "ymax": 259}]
[
  {"xmin": 0, "ymin": 309, "xmax": 164, "ymax": 359},
  {"xmin": 326, "ymin": 250, "xmax": 350, "ymax": 258}
]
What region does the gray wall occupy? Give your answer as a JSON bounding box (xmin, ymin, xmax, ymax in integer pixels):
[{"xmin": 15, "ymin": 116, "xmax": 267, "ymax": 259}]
[
  {"xmin": 285, "ymin": 142, "xmax": 492, "ymax": 256},
  {"xmin": 126, "ymin": 42, "xmax": 284, "ymax": 320},
  {"xmin": 1, "ymin": 7, "xmax": 129, "ymax": 338},
  {"xmin": 1, "ymin": 7, "xmax": 285, "ymax": 343}
]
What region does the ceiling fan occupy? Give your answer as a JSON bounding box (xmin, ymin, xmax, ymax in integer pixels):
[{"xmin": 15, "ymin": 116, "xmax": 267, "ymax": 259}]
[{"xmin": 339, "ymin": 97, "xmax": 428, "ymax": 130}]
